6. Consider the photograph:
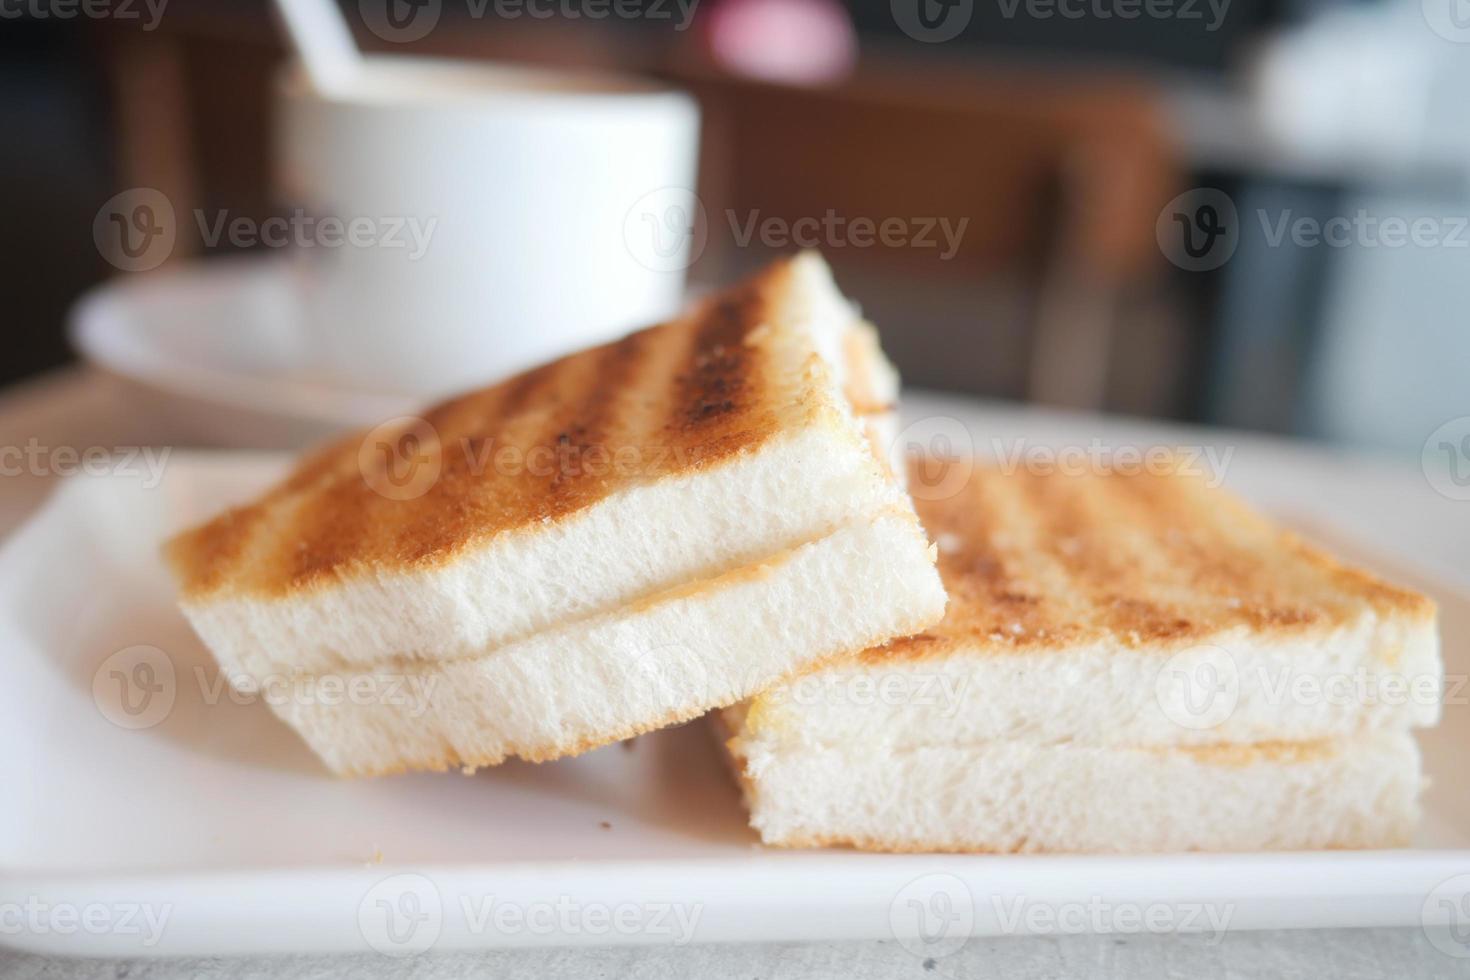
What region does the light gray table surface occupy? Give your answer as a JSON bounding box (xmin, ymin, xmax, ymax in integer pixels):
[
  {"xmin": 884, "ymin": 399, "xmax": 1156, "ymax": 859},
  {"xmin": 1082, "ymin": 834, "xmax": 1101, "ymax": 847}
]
[
  {"xmin": 3, "ymin": 370, "xmax": 1467, "ymax": 978},
  {"xmin": 4, "ymin": 929, "xmax": 1469, "ymax": 979}
]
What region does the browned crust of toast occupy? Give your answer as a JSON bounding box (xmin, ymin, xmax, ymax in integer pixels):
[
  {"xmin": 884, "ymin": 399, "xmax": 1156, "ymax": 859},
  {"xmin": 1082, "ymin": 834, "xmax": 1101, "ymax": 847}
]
[
  {"xmin": 167, "ymin": 255, "xmax": 841, "ymax": 600},
  {"xmin": 873, "ymin": 459, "xmax": 1436, "ymax": 664}
]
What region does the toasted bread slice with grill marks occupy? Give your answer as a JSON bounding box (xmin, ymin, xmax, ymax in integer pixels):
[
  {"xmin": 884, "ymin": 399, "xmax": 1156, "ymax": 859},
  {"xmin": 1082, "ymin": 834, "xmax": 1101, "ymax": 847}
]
[
  {"xmin": 166, "ymin": 254, "xmax": 945, "ymax": 775},
  {"xmin": 735, "ymin": 458, "xmax": 1439, "ymax": 752},
  {"xmin": 166, "ymin": 252, "xmax": 935, "ymax": 683},
  {"xmin": 718, "ymin": 456, "xmax": 1438, "ymax": 852}
]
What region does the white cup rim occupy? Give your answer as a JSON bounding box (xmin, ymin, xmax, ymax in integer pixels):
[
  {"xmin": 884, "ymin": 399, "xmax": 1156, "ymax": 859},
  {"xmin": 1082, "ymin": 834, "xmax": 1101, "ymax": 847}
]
[{"xmin": 277, "ymin": 54, "xmax": 694, "ymax": 111}]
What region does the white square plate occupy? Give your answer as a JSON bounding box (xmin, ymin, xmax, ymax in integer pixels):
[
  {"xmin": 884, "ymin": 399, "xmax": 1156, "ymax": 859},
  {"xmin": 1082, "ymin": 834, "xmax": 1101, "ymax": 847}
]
[{"xmin": 2, "ymin": 455, "xmax": 1468, "ymax": 958}]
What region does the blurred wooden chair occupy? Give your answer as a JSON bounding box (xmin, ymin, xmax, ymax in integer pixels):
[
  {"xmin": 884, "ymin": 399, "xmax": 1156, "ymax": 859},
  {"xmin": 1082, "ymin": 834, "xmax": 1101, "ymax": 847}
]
[{"xmin": 680, "ymin": 61, "xmax": 1181, "ymax": 408}]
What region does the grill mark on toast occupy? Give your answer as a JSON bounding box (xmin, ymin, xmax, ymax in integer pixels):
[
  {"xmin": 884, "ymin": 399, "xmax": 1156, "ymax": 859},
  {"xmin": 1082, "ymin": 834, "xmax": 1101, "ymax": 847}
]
[
  {"xmin": 616, "ymin": 316, "xmax": 702, "ymax": 483},
  {"xmin": 544, "ymin": 326, "xmax": 652, "ymax": 507},
  {"xmin": 394, "ymin": 352, "xmax": 600, "ymax": 565},
  {"xmin": 1112, "ymin": 471, "xmax": 1327, "ymax": 630},
  {"xmin": 165, "ymin": 430, "xmax": 367, "ymax": 593},
  {"xmin": 876, "ymin": 459, "xmax": 1435, "ymax": 665},
  {"xmin": 1026, "ymin": 470, "xmax": 1197, "ymax": 642},
  {"xmin": 281, "ymin": 360, "xmax": 570, "ymax": 586},
  {"xmin": 662, "ymin": 285, "xmax": 777, "ymax": 467},
  {"xmin": 169, "ymin": 256, "xmax": 840, "ymax": 599}
]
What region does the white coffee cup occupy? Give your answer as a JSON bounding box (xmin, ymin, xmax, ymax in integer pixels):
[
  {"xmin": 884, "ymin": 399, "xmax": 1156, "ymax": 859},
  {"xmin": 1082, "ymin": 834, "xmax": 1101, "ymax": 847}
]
[{"xmin": 275, "ymin": 55, "xmax": 701, "ymax": 398}]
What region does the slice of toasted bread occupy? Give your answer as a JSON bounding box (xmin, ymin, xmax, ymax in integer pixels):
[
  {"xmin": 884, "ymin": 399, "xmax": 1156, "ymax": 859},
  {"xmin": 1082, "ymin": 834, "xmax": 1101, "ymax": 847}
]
[
  {"xmin": 738, "ymin": 458, "xmax": 1440, "ymax": 751},
  {"xmin": 721, "ymin": 724, "xmax": 1422, "ymax": 853},
  {"xmin": 717, "ymin": 456, "xmax": 1437, "ymax": 852},
  {"xmin": 166, "ymin": 252, "xmax": 935, "ymax": 684},
  {"xmin": 165, "ymin": 255, "xmax": 946, "ymax": 774},
  {"xmin": 270, "ymin": 507, "xmax": 941, "ymax": 776}
]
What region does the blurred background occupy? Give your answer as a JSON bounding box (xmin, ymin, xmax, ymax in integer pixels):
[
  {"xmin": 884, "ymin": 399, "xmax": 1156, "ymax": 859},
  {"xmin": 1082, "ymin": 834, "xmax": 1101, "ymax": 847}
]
[{"xmin": 5, "ymin": 0, "xmax": 1469, "ymax": 453}]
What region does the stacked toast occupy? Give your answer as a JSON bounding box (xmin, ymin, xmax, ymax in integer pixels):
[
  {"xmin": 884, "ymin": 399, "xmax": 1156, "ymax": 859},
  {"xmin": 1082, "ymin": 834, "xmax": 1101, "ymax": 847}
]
[
  {"xmin": 719, "ymin": 461, "xmax": 1440, "ymax": 851},
  {"xmin": 168, "ymin": 253, "xmax": 1441, "ymax": 852}
]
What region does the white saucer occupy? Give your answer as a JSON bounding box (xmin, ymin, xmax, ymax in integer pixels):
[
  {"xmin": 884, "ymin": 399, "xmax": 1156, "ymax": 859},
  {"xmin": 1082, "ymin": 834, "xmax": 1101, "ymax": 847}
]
[{"xmin": 69, "ymin": 259, "xmax": 419, "ymax": 449}]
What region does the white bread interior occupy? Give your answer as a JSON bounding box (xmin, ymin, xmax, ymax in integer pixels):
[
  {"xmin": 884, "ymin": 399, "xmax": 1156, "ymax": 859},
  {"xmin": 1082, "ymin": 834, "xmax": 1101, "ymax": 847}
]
[
  {"xmin": 269, "ymin": 508, "xmax": 944, "ymax": 776},
  {"xmin": 725, "ymin": 727, "xmax": 1422, "ymax": 853},
  {"xmin": 737, "ymin": 609, "xmax": 1441, "ymax": 751}
]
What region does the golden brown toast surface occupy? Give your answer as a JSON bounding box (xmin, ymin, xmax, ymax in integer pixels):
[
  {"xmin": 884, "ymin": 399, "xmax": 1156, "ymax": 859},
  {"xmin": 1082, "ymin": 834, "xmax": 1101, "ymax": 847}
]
[
  {"xmin": 873, "ymin": 459, "xmax": 1435, "ymax": 663},
  {"xmin": 168, "ymin": 256, "xmax": 845, "ymax": 599}
]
